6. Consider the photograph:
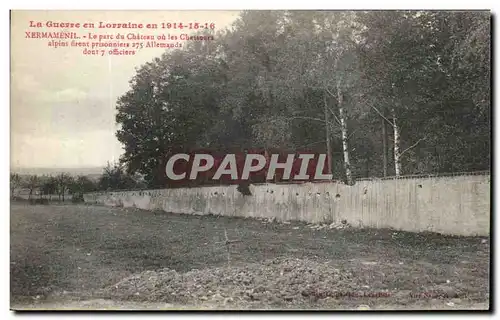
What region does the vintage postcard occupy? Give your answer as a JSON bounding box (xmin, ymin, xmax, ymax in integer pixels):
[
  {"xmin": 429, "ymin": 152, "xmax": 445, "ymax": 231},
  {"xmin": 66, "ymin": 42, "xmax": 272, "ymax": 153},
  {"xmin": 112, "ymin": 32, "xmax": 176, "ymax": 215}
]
[{"xmin": 10, "ymin": 10, "xmax": 491, "ymax": 311}]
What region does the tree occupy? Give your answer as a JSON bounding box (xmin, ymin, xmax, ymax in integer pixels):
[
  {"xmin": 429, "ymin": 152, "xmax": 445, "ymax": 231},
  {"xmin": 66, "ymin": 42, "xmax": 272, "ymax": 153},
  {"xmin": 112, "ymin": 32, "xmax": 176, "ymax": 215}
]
[
  {"xmin": 67, "ymin": 175, "xmax": 96, "ymax": 202},
  {"xmin": 25, "ymin": 175, "xmax": 39, "ymax": 200},
  {"xmin": 258, "ymin": 11, "xmax": 362, "ymax": 183},
  {"xmin": 98, "ymin": 162, "xmax": 139, "ymax": 191},
  {"xmin": 56, "ymin": 173, "xmax": 73, "ymax": 202},
  {"xmin": 10, "ymin": 173, "xmax": 21, "ymax": 198},
  {"xmin": 69, "ymin": 175, "xmax": 96, "ymax": 195},
  {"xmin": 116, "ymin": 40, "xmax": 226, "ymax": 187},
  {"xmin": 41, "ymin": 176, "xmax": 57, "ymax": 200}
]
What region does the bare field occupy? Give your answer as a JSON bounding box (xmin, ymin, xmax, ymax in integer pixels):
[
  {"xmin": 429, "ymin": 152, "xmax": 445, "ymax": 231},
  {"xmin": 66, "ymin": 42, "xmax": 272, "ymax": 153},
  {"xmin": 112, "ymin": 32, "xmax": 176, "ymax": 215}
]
[{"xmin": 10, "ymin": 203, "xmax": 490, "ymax": 310}]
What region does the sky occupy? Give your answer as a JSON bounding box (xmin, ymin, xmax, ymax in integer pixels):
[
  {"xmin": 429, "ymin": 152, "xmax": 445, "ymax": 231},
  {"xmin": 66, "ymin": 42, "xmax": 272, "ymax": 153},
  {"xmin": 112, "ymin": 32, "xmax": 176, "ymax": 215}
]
[{"xmin": 10, "ymin": 10, "xmax": 240, "ymax": 168}]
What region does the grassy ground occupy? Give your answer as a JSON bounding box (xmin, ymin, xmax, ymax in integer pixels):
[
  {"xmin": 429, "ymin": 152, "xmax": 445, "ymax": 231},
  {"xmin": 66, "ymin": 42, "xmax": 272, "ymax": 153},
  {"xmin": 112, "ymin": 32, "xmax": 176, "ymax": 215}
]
[{"xmin": 10, "ymin": 203, "xmax": 490, "ymax": 310}]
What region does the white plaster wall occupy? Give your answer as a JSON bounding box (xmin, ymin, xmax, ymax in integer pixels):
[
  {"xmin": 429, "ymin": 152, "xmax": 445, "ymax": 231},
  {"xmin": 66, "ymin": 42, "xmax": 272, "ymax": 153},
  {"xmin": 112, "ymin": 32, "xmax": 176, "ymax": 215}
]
[{"xmin": 84, "ymin": 175, "xmax": 490, "ymax": 236}]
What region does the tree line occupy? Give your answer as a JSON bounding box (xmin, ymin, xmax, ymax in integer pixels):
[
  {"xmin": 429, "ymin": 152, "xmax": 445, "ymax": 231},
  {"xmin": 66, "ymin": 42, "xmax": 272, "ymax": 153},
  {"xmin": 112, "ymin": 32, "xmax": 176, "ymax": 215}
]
[
  {"xmin": 114, "ymin": 10, "xmax": 490, "ymax": 188},
  {"xmin": 10, "ymin": 162, "xmax": 146, "ymax": 201}
]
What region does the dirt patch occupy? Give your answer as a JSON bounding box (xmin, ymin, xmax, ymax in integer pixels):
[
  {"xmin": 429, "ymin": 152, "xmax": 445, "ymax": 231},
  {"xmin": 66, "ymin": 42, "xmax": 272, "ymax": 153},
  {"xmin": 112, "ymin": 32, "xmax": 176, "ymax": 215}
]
[
  {"xmin": 94, "ymin": 256, "xmax": 488, "ymax": 310},
  {"xmin": 99, "ymin": 257, "xmax": 355, "ymax": 307}
]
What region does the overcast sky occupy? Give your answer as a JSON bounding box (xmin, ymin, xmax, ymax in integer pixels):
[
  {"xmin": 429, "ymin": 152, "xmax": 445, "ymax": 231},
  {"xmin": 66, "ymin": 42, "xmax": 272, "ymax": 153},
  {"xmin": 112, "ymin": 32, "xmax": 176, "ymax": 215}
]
[{"xmin": 11, "ymin": 10, "xmax": 240, "ymax": 168}]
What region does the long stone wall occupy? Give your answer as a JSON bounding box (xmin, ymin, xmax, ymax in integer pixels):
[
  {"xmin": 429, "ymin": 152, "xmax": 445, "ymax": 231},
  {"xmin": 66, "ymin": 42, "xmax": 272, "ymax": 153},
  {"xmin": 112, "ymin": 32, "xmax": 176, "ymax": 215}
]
[{"xmin": 84, "ymin": 174, "xmax": 490, "ymax": 236}]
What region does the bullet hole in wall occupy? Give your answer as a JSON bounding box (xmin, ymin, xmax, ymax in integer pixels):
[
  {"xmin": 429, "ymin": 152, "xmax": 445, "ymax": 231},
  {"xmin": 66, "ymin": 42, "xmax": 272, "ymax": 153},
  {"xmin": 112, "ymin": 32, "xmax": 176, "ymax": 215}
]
[
  {"xmin": 335, "ymin": 194, "xmax": 341, "ymax": 198},
  {"xmin": 296, "ymin": 193, "xmax": 299, "ymax": 196},
  {"xmin": 418, "ymin": 184, "xmax": 422, "ymax": 188}
]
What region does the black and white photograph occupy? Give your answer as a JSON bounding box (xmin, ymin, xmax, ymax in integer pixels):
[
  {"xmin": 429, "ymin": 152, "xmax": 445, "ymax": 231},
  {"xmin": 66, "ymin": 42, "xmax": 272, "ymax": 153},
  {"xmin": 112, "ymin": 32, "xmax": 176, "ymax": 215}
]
[{"xmin": 9, "ymin": 9, "xmax": 491, "ymax": 311}]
